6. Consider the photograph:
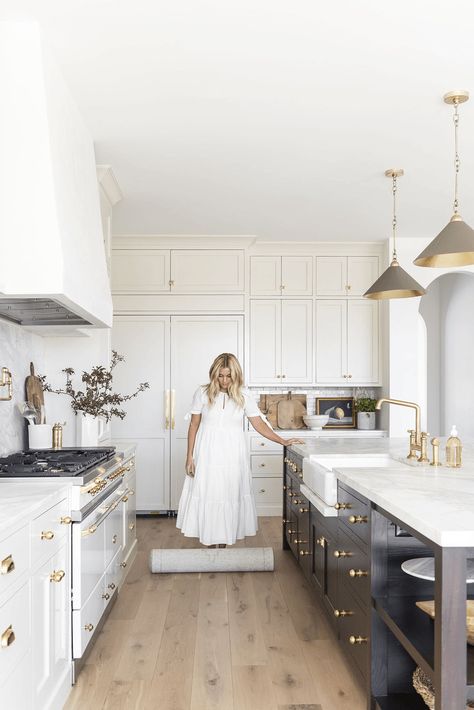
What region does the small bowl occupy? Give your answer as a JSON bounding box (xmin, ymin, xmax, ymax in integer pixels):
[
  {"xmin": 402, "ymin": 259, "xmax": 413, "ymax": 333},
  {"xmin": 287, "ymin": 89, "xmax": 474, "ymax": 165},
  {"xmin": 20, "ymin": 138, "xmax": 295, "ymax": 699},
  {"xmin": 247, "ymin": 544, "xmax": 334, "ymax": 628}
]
[{"xmin": 303, "ymin": 415, "xmax": 330, "ymax": 430}]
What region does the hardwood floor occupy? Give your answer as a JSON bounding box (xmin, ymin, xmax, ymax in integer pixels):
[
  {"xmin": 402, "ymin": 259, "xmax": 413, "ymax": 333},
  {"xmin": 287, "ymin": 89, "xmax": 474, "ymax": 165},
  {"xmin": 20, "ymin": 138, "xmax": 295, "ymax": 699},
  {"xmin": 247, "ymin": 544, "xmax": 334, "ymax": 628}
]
[{"xmin": 65, "ymin": 517, "xmax": 366, "ymax": 710}]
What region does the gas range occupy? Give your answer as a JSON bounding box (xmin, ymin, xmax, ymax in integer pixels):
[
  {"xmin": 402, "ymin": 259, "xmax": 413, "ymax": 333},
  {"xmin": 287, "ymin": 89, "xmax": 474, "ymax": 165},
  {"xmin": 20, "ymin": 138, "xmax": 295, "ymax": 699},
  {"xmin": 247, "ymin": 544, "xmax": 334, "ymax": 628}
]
[{"xmin": 0, "ymin": 447, "xmax": 116, "ymax": 478}]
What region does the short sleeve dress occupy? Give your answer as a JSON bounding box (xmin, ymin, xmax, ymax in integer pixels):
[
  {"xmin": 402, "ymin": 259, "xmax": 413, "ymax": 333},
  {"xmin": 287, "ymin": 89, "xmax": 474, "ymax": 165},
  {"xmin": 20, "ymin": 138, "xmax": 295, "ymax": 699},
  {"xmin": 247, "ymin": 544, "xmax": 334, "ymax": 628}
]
[{"xmin": 176, "ymin": 387, "xmax": 268, "ymax": 546}]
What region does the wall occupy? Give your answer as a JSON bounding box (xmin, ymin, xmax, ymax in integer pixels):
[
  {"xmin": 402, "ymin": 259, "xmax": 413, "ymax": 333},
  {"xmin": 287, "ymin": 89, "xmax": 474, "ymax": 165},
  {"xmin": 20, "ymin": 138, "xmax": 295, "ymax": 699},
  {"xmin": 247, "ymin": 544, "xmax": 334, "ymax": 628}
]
[{"xmin": 0, "ymin": 319, "xmax": 45, "ymax": 455}]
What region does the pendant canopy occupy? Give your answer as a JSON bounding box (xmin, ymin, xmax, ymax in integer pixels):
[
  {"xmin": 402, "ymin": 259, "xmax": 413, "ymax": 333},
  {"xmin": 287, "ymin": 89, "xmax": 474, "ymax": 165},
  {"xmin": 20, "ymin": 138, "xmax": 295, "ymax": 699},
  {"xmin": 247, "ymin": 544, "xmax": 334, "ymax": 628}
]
[
  {"xmin": 414, "ymin": 90, "xmax": 474, "ymax": 268},
  {"xmin": 364, "ymin": 169, "xmax": 425, "ymax": 300}
]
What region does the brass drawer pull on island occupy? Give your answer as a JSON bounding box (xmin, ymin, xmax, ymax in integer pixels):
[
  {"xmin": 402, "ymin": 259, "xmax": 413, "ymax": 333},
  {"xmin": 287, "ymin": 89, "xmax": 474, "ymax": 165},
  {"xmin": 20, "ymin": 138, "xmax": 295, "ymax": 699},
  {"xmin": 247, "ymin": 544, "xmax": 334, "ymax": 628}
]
[
  {"xmin": 349, "ymin": 568, "xmax": 368, "ymax": 578},
  {"xmin": 1, "ymin": 554, "xmax": 15, "ymax": 575},
  {"xmin": 1, "ymin": 625, "xmax": 15, "ymax": 648},
  {"xmin": 334, "ymin": 609, "xmax": 354, "ymax": 618},
  {"xmin": 294, "ymin": 539, "xmax": 307, "ymax": 544},
  {"xmin": 50, "ymin": 570, "xmax": 65, "ymax": 583},
  {"xmin": 334, "ymin": 502, "xmax": 352, "ymax": 510},
  {"xmin": 349, "ymin": 635, "xmax": 368, "ymax": 645},
  {"xmin": 334, "ymin": 550, "xmax": 352, "ymax": 558},
  {"xmin": 41, "ymin": 530, "xmax": 55, "ymax": 540},
  {"xmin": 348, "ymin": 515, "xmax": 368, "ymax": 524},
  {"xmin": 316, "ymin": 537, "xmax": 326, "ymax": 547},
  {"xmin": 299, "ymin": 550, "xmax": 312, "ymax": 556},
  {"xmin": 287, "ymin": 529, "xmax": 297, "ymax": 535},
  {"xmin": 299, "ymin": 507, "xmax": 309, "ymax": 514}
]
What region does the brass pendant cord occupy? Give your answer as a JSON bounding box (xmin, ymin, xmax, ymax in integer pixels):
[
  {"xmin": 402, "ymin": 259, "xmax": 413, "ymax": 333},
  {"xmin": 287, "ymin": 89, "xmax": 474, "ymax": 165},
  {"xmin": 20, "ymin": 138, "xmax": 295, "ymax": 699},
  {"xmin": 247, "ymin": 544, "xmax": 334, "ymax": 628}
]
[
  {"xmin": 391, "ymin": 174, "xmax": 398, "ymax": 262},
  {"xmin": 453, "ymin": 98, "xmax": 460, "ymax": 215}
]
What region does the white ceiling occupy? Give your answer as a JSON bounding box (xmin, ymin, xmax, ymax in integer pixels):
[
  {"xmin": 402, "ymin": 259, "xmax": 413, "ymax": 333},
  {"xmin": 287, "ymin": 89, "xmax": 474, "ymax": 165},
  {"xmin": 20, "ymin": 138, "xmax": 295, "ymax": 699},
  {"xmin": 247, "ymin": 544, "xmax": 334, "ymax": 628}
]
[{"xmin": 3, "ymin": 1, "xmax": 474, "ymax": 241}]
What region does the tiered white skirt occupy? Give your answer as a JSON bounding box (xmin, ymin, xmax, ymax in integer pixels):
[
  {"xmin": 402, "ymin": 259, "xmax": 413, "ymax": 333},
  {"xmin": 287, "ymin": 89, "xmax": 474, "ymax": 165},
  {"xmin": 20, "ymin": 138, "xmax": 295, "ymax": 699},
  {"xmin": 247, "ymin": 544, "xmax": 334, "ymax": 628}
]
[{"xmin": 176, "ymin": 425, "xmax": 258, "ymax": 546}]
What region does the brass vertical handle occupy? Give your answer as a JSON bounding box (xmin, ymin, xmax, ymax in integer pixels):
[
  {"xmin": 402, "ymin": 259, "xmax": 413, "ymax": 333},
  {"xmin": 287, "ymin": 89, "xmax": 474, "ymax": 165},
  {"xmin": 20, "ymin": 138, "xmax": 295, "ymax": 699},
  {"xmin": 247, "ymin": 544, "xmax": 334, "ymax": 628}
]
[
  {"xmin": 165, "ymin": 389, "xmax": 170, "ymax": 429},
  {"xmin": 171, "ymin": 389, "xmax": 176, "ymax": 430}
]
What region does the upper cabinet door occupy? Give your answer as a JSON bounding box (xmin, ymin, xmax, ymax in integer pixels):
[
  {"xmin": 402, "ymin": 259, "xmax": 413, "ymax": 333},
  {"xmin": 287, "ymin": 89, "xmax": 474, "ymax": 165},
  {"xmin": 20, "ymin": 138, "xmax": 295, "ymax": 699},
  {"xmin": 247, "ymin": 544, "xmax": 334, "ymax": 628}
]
[
  {"xmin": 171, "ymin": 250, "xmax": 244, "ymax": 292},
  {"xmin": 347, "ymin": 256, "xmax": 379, "ymax": 296},
  {"xmin": 347, "ymin": 300, "xmax": 379, "ymax": 384},
  {"xmin": 315, "ymin": 257, "xmax": 348, "ymax": 296},
  {"xmin": 281, "ymin": 256, "xmax": 313, "ymax": 295},
  {"xmin": 250, "ymin": 256, "xmax": 281, "ymax": 295},
  {"xmin": 281, "ymin": 300, "xmax": 313, "ymax": 383},
  {"xmin": 315, "ymin": 300, "xmax": 348, "ymax": 383},
  {"xmin": 249, "ymin": 300, "xmax": 282, "ymax": 384},
  {"xmin": 111, "ymin": 250, "xmax": 171, "ymax": 293}
]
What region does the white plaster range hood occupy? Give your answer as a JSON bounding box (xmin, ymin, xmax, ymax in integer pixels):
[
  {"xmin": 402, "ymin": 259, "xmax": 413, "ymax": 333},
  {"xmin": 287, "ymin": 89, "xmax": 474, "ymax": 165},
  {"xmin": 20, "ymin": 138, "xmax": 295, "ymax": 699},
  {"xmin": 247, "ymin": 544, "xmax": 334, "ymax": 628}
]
[{"xmin": 0, "ymin": 21, "xmax": 113, "ymax": 330}]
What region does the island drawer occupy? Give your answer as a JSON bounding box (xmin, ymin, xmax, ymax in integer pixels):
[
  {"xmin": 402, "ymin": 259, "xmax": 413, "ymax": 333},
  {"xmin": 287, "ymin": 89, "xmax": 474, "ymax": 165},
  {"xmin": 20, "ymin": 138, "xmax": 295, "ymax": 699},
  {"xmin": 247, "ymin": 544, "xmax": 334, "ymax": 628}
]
[
  {"xmin": 336, "ymin": 528, "xmax": 370, "ymax": 605},
  {"xmin": 337, "ymin": 579, "xmax": 369, "ymax": 681},
  {"xmin": 337, "ymin": 484, "xmax": 370, "ymax": 546}
]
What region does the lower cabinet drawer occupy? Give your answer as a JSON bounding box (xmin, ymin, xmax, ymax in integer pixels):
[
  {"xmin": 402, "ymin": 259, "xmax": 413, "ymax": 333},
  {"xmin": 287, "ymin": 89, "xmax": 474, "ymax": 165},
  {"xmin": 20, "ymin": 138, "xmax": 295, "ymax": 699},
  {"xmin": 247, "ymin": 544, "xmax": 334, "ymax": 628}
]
[
  {"xmin": 30, "ymin": 498, "xmax": 70, "ymax": 566},
  {"xmin": 336, "ymin": 528, "xmax": 370, "ymax": 605},
  {"xmin": 338, "ymin": 485, "xmax": 370, "ymax": 546},
  {"xmin": 0, "ymin": 649, "xmax": 32, "ymax": 710},
  {"xmin": 72, "ymin": 517, "xmax": 105, "ymax": 610},
  {"xmin": 104, "ymin": 502, "xmax": 122, "ymax": 569},
  {"xmin": 72, "ymin": 577, "xmax": 106, "ymax": 658},
  {"xmin": 252, "ymin": 477, "xmax": 282, "ymax": 507},
  {"xmin": 0, "ymin": 525, "xmax": 29, "ymax": 599},
  {"xmin": 0, "ymin": 581, "xmax": 30, "ymax": 688},
  {"xmin": 337, "ymin": 580, "xmax": 369, "ymax": 680},
  {"xmin": 250, "ymin": 436, "xmax": 282, "ymax": 453},
  {"xmin": 251, "ymin": 454, "xmax": 283, "ymax": 476},
  {"xmin": 105, "ymin": 550, "xmax": 122, "ymax": 602}
]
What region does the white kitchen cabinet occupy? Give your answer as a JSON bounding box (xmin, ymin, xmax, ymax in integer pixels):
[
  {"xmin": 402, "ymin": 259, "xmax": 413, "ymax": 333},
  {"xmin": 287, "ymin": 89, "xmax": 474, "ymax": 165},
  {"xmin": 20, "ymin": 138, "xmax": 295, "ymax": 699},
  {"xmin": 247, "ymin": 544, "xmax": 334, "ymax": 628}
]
[
  {"xmin": 249, "ymin": 300, "xmax": 312, "ymax": 384},
  {"xmin": 316, "ymin": 256, "xmax": 379, "ymax": 296},
  {"xmin": 112, "ymin": 250, "xmax": 170, "ymax": 293},
  {"xmin": 250, "ymin": 256, "xmax": 312, "ymax": 296},
  {"xmin": 315, "ymin": 299, "xmax": 379, "ymax": 385},
  {"xmin": 32, "ymin": 543, "xmax": 70, "ymax": 710}
]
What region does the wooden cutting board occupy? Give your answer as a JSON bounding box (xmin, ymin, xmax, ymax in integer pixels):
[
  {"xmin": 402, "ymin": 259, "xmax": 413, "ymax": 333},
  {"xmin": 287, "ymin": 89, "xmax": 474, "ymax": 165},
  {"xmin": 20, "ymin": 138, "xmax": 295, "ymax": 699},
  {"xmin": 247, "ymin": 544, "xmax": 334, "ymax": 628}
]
[
  {"xmin": 259, "ymin": 393, "xmax": 307, "ymax": 430},
  {"xmin": 25, "ymin": 362, "xmax": 44, "ymax": 419}
]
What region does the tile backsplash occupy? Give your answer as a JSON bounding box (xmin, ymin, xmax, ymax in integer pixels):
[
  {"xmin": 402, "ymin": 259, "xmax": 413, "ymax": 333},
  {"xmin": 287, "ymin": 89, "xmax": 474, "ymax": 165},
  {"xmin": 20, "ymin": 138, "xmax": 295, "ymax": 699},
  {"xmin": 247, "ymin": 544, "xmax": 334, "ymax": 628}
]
[
  {"xmin": 0, "ymin": 319, "xmax": 45, "ymax": 455},
  {"xmin": 249, "ymin": 386, "xmax": 380, "ymax": 415}
]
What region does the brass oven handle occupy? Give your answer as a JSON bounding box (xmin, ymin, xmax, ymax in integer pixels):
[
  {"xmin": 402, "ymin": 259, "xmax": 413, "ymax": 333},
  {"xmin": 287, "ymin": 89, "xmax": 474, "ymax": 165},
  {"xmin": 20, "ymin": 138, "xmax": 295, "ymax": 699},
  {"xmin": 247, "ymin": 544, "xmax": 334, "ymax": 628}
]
[
  {"xmin": 171, "ymin": 389, "xmax": 176, "ymax": 430},
  {"xmin": 1, "ymin": 625, "xmax": 15, "ymax": 648},
  {"xmin": 50, "ymin": 570, "xmax": 65, "ymax": 583},
  {"xmin": 165, "ymin": 389, "xmax": 170, "ymax": 430},
  {"xmin": 1, "ymin": 554, "xmax": 15, "ymax": 575},
  {"xmin": 41, "ymin": 531, "xmax": 54, "ymax": 540}
]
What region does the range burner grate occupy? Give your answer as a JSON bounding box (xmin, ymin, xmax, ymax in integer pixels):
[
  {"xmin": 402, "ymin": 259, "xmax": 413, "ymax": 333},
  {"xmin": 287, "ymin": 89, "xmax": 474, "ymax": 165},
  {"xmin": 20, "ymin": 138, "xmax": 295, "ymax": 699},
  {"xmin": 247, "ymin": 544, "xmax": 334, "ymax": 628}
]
[{"xmin": 0, "ymin": 447, "xmax": 116, "ymax": 477}]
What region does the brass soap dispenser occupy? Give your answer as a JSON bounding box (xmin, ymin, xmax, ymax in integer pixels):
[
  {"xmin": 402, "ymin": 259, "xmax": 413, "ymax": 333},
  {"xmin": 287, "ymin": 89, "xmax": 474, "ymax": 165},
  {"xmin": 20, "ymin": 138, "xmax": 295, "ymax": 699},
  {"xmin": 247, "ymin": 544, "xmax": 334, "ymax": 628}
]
[{"xmin": 446, "ymin": 425, "xmax": 462, "ymax": 468}]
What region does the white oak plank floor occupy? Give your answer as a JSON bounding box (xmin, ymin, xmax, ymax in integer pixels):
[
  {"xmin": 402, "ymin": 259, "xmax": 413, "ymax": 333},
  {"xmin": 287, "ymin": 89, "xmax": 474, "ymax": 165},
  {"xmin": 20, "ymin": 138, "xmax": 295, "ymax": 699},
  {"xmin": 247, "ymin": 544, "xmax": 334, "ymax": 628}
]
[{"xmin": 65, "ymin": 517, "xmax": 365, "ymax": 710}]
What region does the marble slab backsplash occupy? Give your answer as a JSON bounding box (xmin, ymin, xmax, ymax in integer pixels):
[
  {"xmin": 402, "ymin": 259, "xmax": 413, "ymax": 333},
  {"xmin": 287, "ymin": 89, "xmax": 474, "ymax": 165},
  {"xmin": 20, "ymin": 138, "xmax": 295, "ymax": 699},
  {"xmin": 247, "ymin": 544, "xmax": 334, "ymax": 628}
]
[
  {"xmin": 249, "ymin": 386, "xmax": 380, "ymax": 415},
  {"xmin": 0, "ymin": 320, "xmax": 45, "ymax": 455}
]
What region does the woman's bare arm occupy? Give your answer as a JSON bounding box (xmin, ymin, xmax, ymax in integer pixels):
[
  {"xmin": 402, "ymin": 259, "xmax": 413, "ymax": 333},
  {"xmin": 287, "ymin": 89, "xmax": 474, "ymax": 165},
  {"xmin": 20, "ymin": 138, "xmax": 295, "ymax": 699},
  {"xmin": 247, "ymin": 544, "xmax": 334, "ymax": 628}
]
[
  {"xmin": 248, "ymin": 416, "xmax": 304, "ymax": 446},
  {"xmin": 185, "ymin": 413, "xmax": 202, "ymax": 476}
]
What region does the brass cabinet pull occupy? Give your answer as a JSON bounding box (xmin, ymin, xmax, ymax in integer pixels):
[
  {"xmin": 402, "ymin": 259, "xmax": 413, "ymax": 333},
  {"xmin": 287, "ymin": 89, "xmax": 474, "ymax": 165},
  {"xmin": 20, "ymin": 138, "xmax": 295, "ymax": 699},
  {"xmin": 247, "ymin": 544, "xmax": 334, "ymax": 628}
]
[
  {"xmin": 293, "ymin": 539, "xmax": 307, "ymax": 544},
  {"xmin": 129, "ymin": 522, "xmax": 135, "ymax": 531},
  {"xmin": 299, "ymin": 550, "xmax": 312, "ymax": 556},
  {"xmin": 165, "ymin": 389, "xmax": 170, "ymax": 429},
  {"xmin": 283, "ymin": 485, "xmax": 287, "ymax": 491},
  {"xmin": 288, "ymin": 492, "xmax": 295, "ymax": 498},
  {"xmin": 334, "ymin": 550, "xmax": 352, "ymax": 558},
  {"xmin": 348, "ymin": 515, "xmax": 368, "ymax": 524},
  {"xmin": 102, "ymin": 593, "xmax": 110, "ymax": 600},
  {"xmin": 82, "ymin": 524, "xmax": 98, "ymax": 537},
  {"xmin": 334, "ymin": 502, "xmax": 352, "ymax": 510},
  {"xmin": 41, "ymin": 531, "xmax": 54, "ymax": 540},
  {"xmin": 0, "ymin": 554, "xmax": 15, "ymax": 575},
  {"xmin": 287, "ymin": 529, "xmax": 297, "ymax": 535},
  {"xmin": 316, "ymin": 537, "xmax": 326, "ymax": 547},
  {"xmin": 170, "ymin": 389, "xmax": 176, "ymax": 430},
  {"xmin": 50, "ymin": 570, "xmax": 65, "ymax": 583},
  {"xmin": 298, "ymin": 473, "xmax": 303, "ymax": 479},
  {"xmin": 349, "ymin": 635, "xmax": 368, "ymax": 645},
  {"xmin": 349, "ymin": 568, "xmax": 368, "ymax": 578},
  {"xmin": 122, "ymin": 496, "xmax": 129, "ymax": 503},
  {"xmin": 108, "ymin": 582, "xmax": 116, "ymax": 590},
  {"xmin": 84, "ymin": 624, "xmax": 94, "ymax": 632},
  {"xmin": 1, "ymin": 625, "xmax": 15, "ymax": 648},
  {"xmin": 60, "ymin": 516, "xmax": 72, "ymax": 525},
  {"xmin": 112, "ymin": 534, "xmax": 118, "ymax": 544},
  {"xmin": 282, "ymin": 519, "xmax": 290, "ymax": 525},
  {"xmin": 259, "ymin": 463, "xmax": 266, "ymax": 467},
  {"xmin": 334, "ymin": 609, "xmax": 353, "ymax": 618},
  {"xmin": 120, "ymin": 561, "xmax": 127, "ymax": 568},
  {"xmin": 299, "ymin": 507, "xmax": 309, "ymax": 514},
  {"xmin": 129, "ymin": 490, "xmax": 135, "ymax": 496}
]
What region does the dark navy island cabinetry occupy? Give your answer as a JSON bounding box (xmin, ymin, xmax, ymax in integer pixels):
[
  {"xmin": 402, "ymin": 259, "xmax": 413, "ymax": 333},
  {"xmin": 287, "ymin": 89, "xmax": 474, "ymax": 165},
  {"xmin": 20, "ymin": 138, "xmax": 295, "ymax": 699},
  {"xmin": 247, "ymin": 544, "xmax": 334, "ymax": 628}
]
[{"xmin": 283, "ymin": 447, "xmax": 474, "ymax": 710}]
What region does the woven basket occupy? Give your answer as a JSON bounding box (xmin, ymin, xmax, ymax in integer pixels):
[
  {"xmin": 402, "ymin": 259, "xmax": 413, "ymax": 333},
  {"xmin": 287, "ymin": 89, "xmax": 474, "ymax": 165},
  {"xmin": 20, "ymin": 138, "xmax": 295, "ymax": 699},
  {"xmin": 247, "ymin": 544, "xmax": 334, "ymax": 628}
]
[{"xmin": 413, "ymin": 667, "xmax": 474, "ymax": 709}]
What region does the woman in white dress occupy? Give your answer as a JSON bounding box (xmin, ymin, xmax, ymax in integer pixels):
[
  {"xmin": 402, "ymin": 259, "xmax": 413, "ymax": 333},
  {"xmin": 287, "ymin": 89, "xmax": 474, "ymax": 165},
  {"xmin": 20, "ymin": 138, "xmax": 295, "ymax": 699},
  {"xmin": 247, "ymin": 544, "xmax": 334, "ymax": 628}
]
[{"xmin": 176, "ymin": 353, "xmax": 303, "ymax": 547}]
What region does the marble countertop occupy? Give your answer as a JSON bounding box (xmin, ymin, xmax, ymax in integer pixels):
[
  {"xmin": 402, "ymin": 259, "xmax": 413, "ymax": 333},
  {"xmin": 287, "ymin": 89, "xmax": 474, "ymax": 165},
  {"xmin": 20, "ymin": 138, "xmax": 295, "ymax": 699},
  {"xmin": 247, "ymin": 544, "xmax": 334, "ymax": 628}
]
[
  {"xmin": 0, "ymin": 482, "xmax": 69, "ymax": 538},
  {"xmin": 289, "ymin": 437, "xmax": 474, "ymax": 547}
]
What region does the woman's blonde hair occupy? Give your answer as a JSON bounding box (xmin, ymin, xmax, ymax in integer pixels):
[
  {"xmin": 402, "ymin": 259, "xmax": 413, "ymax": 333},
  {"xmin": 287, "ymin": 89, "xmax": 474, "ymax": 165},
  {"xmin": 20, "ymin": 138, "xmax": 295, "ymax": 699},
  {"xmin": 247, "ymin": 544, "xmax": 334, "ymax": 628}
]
[{"xmin": 205, "ymin": 353, "xmax": 245, "ymax": 408}]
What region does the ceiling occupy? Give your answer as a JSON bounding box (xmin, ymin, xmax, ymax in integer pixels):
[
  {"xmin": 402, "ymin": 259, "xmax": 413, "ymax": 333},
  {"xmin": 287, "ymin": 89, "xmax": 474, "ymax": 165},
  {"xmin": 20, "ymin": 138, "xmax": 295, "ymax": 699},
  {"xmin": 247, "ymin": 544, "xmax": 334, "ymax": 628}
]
[{"xmin": 3, "ymin": 1, "xmax": 474, "ymax": 242}]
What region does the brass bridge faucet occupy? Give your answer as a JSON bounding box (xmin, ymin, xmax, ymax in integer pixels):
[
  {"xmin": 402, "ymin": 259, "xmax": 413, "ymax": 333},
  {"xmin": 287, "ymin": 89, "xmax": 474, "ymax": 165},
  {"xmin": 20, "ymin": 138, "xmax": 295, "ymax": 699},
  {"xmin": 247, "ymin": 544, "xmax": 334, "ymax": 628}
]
[{"xmin": 375, "ymin": 398, "xmax": 429, "ymax": 462}]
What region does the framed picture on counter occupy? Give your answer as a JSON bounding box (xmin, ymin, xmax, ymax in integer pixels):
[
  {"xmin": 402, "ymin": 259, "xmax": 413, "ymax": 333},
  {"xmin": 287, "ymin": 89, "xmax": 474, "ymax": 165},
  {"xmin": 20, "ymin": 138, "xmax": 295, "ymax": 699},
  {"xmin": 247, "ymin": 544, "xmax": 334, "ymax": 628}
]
[{"xmin": 316, "ymin": 396, "xmax": 355, "ymax": 428}]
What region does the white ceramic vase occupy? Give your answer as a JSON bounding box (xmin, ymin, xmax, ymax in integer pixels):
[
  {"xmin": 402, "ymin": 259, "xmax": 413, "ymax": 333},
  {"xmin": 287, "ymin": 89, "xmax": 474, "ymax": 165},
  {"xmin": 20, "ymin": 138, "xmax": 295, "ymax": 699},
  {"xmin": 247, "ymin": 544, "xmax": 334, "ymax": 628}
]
[
  {"xmin": 75, "ymin": 412, "xmax": 106, "ymax": 447},
  {"xmin": 357, "ymin": 412, "xmax": 376, "ymax": 430}
]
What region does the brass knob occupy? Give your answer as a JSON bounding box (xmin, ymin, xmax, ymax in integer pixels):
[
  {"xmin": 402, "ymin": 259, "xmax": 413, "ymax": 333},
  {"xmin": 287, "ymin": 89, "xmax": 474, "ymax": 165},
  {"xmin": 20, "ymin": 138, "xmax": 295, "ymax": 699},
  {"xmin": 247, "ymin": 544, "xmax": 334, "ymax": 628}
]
[
  {"xmin": 283, "ymin": 485, "xmax": 287, "ymax": 491},
  {"xmin": 1, "ymin": 554, "xmax": 15, "ymax": 575},
  {"xmin": 129, "ymin": 522, "xmax": 135, "ymax": 531},
  {"xmin": 50, "ymin": 570, "xmax": 65, "ymax": 583},
  {"xmin": 334, "ymin": 550, "xmax": 352, "ymax": 558},
  {"xmin": 122, "ymin": 496, "xmax": 129, "ymax": 502},
  {"xmin": 108, "ymin": 582, "xmax": 116, "ymax": 590},
  {"xmin": 60, "ymin": 516, "xmax": 72, "ymax": 525},
  {"xmin": 348, "ymin": 515, "xmax": 368, "ymax": 524},
  {"xmin": 102, "ymin": 593, "xmax": 110, "ymax": 600},
  {"xmin": 316, "ymin": 537, "xmax": 326, "ymax": 547},
  {"xmin": 259, "ymin": 463, "xmax": 266, "ymax": 468},
  {"xmin": 288, "ymin": 492, "xmax": 295, "ymax": 498},
  {"xmin": 94, "ymin": 477, "xmax": 102, "ymax": 484},
  {"xmin": 349, "ymin": 569, "xmax": 368, "ymax": 578},
  {"xmin": 41, "ymin": 531, "xmax": 54, "ymax": 540},
  {"xmin": 1, "ymin": 625, "xmax": 15, "ymax": 648},
  {"xmin": 112, "ymin": 534, "xmax": 118, "ymax": 544},
  {"xmin": 293, "ymin": 499, "xmax": 302, "ymax": 505},
  {"xmin": 84, "ymin": 624, "xmax": 94, "ymax": 632},
  {"xmin": 334, "ymin": 609, "xmax": 354, "ymax": 618},
  {"xmin": 349, "ymin": 635, "xmax": 368, "ymax": 645},
  {"xmin": 282, "ymin": 519, "xmax": 290, "ymax": 525},
  {"xmin": 120, "ymin": 561, "xmax": 127, "ymax": 568},
  {"xmin": 334, "ymin": 502, "xmax": 352, "ymax": 510},
  {"xmin": 294, "ymin": 539, "xmax": 307, "ymax": 544},
  {"xmin": 287, "ymin": 529, "xmax": 297, "ymax": 535},
  {"xmin": 298, "ymin": 473, "xmax": 303, "ymax": 479},
  {"xmin": 299, "ymin": 550, "xmax": 311, "ymax": 556},
  {"xmin": 284, "ymin": 457, "xmax": 289, "ymax": 463},
  {"xmin": 299, "ymin": 507, "xmax": 309, "ymax": 513}
]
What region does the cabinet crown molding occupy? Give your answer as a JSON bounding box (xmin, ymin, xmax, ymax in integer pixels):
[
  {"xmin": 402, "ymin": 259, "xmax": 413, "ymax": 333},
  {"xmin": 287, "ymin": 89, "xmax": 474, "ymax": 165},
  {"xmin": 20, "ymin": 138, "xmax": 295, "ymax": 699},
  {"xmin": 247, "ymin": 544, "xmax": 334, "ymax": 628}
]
[
  {"xmin": 96, "ymin": 165, "xmax": 123, "ymax": 206},
  {"xmin": 112, "ymin": 235, "xmax": 257, "ymax": 250}
]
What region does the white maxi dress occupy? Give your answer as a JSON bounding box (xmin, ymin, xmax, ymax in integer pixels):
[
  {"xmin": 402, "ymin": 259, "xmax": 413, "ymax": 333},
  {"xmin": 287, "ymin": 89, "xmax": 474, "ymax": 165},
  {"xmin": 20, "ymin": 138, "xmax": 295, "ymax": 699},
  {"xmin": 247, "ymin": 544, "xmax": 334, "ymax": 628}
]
[{"xmin": 176, "ymin": 387, "xmax": 264, "ymax": 546}]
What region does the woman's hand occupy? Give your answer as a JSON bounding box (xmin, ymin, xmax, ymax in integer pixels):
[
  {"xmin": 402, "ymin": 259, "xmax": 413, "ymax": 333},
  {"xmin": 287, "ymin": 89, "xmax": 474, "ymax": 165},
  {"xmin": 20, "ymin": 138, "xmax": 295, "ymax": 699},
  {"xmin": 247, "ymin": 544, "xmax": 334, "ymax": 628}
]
[
  {"xmin": 281, "ymin": 438, "xmax": 305, "ymax": 446},
  {"xmin": 185, "ymin": 458, "xmax": 195, "ymax": 477}
]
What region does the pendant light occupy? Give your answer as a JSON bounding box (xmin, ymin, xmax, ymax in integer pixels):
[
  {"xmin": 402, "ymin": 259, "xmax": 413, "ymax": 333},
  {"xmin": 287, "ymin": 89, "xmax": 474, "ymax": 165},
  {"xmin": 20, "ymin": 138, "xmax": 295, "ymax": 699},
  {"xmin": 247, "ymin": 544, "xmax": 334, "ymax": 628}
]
[
  {"xmin": 414, "ymin": 90, "xmax": 474, "ymax": 267},
  {"xmin": 364, "ymin": 169, "xmax": 426, "ymax": 300}
]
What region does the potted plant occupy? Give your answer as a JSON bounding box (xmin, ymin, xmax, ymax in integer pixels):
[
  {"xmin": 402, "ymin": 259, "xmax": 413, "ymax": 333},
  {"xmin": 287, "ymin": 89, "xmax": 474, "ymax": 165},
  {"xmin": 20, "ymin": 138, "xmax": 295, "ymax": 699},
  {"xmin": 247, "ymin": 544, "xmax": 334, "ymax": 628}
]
[
  {"xmin": 354, "ymin": 396, "xmax": 377, "ymax": 430},
  {"xmin": 40, "ymin": 351, "xmax": 149, "ymax": 446}
]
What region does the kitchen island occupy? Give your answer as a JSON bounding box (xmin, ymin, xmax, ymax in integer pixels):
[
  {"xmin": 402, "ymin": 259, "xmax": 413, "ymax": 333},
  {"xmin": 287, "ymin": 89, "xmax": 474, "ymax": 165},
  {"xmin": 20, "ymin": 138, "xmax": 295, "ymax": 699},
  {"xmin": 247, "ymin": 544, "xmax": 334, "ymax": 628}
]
[{"xmin": 284, "ymin": 438, "xmax": 474, "ymax": 710}]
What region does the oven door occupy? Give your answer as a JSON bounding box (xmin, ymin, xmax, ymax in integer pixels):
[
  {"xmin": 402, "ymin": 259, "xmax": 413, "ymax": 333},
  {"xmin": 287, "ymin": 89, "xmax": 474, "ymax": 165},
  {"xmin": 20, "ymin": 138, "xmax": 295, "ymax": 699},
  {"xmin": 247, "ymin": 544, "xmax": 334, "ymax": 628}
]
[{"xmin": 72, "ymin": 488, "xmax": 123, "ymax": 610}]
